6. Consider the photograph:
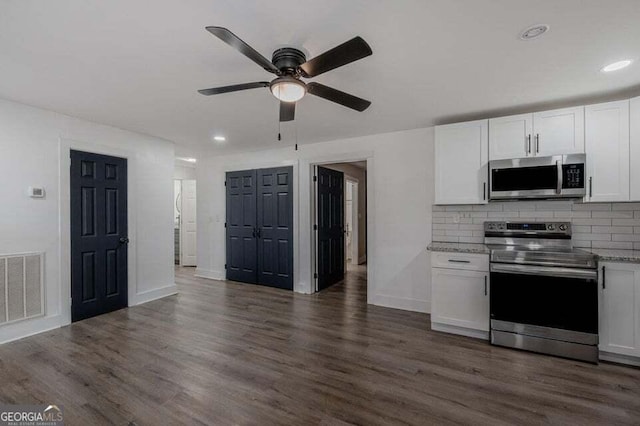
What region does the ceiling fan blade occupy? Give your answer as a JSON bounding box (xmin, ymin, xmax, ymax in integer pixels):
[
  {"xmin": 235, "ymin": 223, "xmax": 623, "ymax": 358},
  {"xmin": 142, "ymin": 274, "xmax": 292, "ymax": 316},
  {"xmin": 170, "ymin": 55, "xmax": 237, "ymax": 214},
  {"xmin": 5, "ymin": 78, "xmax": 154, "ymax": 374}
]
[
  {"xmin": 198, "ymin": 81, "xmax": 269, "ymax": 96},
  {"xmin": 299, "ymin": 36, "xmax": 372, "ymax": 78},
  {"xmin": 307, "ymin": 82, "xmax": 371, "ymax": 112},
  {"xmin": 280, "ymin": 101, "xmax": 295, "ymax": 122},
  {"xmin": 206, "ymin": 26, "xmax": 280, "ymax": 74}
]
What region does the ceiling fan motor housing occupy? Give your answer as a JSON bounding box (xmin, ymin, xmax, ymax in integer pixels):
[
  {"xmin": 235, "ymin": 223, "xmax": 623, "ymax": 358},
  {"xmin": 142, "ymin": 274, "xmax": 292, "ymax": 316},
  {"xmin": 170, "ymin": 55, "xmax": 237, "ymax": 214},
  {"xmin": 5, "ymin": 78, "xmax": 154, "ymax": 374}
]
[{"xmin": 272, "ymin": 48, "xmax": 307, "ymax": 74}]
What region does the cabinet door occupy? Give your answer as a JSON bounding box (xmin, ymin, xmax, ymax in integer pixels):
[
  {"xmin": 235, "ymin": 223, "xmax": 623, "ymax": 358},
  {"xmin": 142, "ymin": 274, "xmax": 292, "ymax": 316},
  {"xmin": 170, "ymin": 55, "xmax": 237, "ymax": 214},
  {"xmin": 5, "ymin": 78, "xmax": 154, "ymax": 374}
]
[
  {"xmin": 431, "ymin": 268, "xmax": 489, "ymax": 331},
  {"xmin": 599, "ymin": 263, "xmax": 640, "ymax": 357},
  {"xmin": 631, "ymin": 96, "xmax": 640, "ymax": 201},
  {"xmin": 533, "ymin": 106, "xmax": 585, "ymax": 156},
  {"xmin": 489, "ymin": 113, "xmax": 533, "ymax": 160},
  {"xmin": 585, "ymin": 100, "xmax": 630, "ymax": 202},
  {"xmin": 435, "ymin": 120, "xmax": 488, "ymax": 205}
]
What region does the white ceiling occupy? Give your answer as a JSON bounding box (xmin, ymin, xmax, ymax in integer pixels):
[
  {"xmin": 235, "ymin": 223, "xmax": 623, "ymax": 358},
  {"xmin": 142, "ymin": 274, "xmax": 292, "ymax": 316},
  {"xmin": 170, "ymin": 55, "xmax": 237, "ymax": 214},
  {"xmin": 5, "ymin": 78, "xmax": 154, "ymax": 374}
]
[{"xmin": 1, "ymin": 0, "xmax": 639, "ymax": 157}]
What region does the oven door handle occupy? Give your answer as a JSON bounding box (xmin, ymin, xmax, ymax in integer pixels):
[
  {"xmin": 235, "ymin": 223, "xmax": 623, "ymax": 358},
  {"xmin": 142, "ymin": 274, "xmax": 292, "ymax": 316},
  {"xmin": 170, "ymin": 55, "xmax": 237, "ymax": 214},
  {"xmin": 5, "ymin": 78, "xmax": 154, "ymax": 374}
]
[
  {"xmin": 556, "ymin": 160, "xmax": 563, "ymax": 195},
  {"xmin": 490, "ymin": 263, "xmax": 597, "ymax": 280}
]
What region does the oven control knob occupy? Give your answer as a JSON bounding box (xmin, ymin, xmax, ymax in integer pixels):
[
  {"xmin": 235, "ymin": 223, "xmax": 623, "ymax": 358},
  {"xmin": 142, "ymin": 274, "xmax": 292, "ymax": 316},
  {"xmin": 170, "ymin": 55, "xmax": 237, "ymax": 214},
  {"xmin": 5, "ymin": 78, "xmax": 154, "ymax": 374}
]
[
  {"xmin": 558, "ymin": 224, "xmax": 567, "ymax": 231},
  {"xmin": 547, "ymin": 224, "xmax": 555, "ymax": 231}
]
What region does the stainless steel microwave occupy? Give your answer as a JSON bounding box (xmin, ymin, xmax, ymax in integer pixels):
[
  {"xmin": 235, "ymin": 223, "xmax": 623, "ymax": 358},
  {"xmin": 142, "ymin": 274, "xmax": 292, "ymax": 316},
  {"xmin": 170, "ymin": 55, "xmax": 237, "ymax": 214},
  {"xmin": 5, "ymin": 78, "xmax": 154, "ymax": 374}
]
[{"xmin": 489, "ymin": 154, "xmax": 586, "ymax": 200}]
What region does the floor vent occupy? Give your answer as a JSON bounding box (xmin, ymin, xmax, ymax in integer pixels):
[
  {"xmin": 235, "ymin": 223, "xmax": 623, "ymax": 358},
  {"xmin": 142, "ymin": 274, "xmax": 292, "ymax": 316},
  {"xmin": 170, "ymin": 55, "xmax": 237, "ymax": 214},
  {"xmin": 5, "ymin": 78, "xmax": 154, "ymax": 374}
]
[{"xmin": 0, "ymin": 253, "xmax": 44, "ymax": 325}]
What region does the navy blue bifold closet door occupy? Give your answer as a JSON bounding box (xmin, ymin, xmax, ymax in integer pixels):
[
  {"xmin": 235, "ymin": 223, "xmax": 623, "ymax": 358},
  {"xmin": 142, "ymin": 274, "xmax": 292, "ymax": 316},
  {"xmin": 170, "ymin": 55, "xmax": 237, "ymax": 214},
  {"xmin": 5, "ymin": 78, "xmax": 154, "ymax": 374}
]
[
  {"xmin": 226, "ymin": 166, "xmax": 293, "ymax": 289},
  {"xmin": 70, "ymin": 150, "xmax": 128, "ymax": 322},
  {"xmin": 257, "ymin": 167, "xmax": 293, "ymax": 290},
  {"xmin": 225, "ymin": 169, "xmax": 258, "ymax": 284}
]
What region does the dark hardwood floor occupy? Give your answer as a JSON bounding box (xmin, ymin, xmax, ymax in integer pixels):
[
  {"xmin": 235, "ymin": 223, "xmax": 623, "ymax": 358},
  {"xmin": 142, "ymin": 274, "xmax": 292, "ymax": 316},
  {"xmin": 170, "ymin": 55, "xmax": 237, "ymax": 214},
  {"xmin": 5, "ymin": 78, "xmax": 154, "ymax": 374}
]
[{"xmin": 1, "ymin": 265, "xmax": 639, "ymax": 425}]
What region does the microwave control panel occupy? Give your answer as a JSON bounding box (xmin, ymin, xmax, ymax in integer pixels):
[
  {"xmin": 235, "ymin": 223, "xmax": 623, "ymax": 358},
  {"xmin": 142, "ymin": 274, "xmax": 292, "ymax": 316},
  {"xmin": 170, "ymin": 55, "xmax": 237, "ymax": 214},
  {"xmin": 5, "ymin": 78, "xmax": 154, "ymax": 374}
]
[{"xmin": 562, "ymin": 164, "xmax": 584, "ymax": 189}]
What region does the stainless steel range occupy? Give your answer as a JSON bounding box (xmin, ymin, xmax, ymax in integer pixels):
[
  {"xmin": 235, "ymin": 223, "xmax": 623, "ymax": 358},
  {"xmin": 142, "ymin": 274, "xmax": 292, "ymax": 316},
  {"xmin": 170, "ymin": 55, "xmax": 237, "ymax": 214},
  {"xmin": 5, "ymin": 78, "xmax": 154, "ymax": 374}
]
[{"xmin": 485, "ymin": 221, "xmax": 599, "ymax": 363}]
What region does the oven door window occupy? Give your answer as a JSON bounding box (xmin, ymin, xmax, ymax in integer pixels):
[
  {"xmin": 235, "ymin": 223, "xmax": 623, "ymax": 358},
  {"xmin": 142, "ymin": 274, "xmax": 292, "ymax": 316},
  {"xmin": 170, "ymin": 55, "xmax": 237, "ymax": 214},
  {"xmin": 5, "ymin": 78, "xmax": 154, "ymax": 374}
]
[
  {"xmin": 490, "ymin": 271, "xmax": 597, "ymax": 334},
  {"xmin": 491, "ymin": 165, "xmax": 557, "ymax": 192}
]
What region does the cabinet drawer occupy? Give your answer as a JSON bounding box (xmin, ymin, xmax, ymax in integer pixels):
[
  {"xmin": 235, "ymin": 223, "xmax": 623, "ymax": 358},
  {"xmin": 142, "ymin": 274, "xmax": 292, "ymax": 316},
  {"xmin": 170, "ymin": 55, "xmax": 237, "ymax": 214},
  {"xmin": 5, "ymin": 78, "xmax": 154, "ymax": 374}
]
[{"xmin": 431, "ymin": 252, "xmax": 489, "ymax": 272}]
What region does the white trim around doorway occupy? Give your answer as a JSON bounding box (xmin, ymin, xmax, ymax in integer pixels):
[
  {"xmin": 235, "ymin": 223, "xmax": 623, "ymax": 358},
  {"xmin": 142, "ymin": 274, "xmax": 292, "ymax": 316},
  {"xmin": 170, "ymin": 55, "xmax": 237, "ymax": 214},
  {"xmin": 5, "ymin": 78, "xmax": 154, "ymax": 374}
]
[{"xmin": 300, "ymin": 151, "xmax": 374, "ymax": 304}]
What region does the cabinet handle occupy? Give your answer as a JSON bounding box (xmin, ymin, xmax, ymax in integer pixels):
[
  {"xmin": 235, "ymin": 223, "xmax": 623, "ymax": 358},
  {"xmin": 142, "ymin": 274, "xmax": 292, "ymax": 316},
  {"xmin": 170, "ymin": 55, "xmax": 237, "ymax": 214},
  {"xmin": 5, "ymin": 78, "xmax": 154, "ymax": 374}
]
[
  {"xmin": 527, "ymin": 134, "xmax": 531, "ymax": 154},
  {"xmin": 484, "ymin": 275, "xmax": 488, "ymax": 296},
  {"xmin": 602, "ymin": 266, "xmax": 606, "ymax": 289},
  {"xmin": 589, "ymin": 177, "xmax": 593, "ymax": 198},
  {"xmin": 447, "ymin": 259, "xmax": 471, "ymax": 264},
  {"xmin": 483, "ymin": 182, "xmax": 486, "ymax": 200},
  {"xmin": 536, "ymin": 134, "xmax": 540, "ymax": 153}
]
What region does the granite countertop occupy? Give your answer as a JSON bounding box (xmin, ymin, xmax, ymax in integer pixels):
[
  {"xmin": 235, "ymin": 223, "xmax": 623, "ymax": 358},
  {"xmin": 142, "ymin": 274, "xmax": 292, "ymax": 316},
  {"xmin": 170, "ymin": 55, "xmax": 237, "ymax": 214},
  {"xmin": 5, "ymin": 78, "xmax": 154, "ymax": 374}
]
[
  {"xmin": 584, "ymin": 249, "xmax": 640, "ymax": 264},
  {"xmin": 428, "ymin": 242, "xmax": 640, "ymax": 264},
  {"xmin": 427, "ymin": 242, "xmax": 490, "ymax": 255}
]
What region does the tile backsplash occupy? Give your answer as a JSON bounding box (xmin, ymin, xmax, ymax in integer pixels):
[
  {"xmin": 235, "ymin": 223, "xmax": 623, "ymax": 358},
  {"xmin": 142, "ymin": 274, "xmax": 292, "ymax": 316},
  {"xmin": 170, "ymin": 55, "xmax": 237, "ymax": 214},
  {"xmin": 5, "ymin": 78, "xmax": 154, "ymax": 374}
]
[{"xmin": 433, "ymin": 201, "xmax": 640, "ymax": 250}]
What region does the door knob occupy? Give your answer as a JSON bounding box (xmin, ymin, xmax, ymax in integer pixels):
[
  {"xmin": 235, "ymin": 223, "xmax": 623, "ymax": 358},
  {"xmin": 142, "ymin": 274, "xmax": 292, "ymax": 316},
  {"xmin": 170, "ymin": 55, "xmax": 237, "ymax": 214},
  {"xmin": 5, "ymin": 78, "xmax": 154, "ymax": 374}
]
[{"xmin": 119, "ymin": 237, "xmax": 130, "ymax": 244}]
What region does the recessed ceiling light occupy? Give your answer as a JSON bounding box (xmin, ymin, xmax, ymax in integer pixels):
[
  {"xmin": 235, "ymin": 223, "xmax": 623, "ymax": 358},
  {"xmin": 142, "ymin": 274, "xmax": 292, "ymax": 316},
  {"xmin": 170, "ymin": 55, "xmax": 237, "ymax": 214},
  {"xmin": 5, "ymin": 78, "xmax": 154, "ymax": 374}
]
[
  {"xmin": 601, "ymin": 59, "xmax": 633, "ymax": 73},
  {"xmin": 214, "ymin": 135, "xmax": 226, "ymax": 142},
  {"xmin": 179, "ymin": 157, "xmax": 197, "ymax": 163},
  {"xmin": 520, "ymin": 24, "xmax": 550, "ymax": 40}
]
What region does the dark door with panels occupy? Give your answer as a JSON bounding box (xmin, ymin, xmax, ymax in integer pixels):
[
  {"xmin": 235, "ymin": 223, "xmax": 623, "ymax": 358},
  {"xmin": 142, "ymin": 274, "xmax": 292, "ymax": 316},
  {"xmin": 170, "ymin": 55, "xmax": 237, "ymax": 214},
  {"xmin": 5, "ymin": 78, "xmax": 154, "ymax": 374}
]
[
  {"xmin": 226, "ymin": 166, "xmax": 293, "ymax": 290},
  {"xmin": 257, "ymin": 167, "xmax": 293, "ymax": 289},
  {"xmin": 226, "ymin": 169, "xmax": 258, "ymax": 284},
  {"xmin": 316, "ymin": 166, "xmax": 345, "ymax": 291},
  {"xmin": 70, "ymin": 150, "xmax": 128, "ymax": 322}
]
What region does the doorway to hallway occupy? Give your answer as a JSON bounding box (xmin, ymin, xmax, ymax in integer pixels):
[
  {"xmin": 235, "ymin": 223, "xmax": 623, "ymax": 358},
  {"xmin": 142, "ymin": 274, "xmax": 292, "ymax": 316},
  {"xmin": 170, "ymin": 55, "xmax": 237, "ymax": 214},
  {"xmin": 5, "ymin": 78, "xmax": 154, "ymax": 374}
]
[
  {"xmin": 174, "ymin": 179, "xmax": 197, "ymax": 266},
  {"xmin": 313, "ymin": 161, "xmax": 367, "ymax": 293}
]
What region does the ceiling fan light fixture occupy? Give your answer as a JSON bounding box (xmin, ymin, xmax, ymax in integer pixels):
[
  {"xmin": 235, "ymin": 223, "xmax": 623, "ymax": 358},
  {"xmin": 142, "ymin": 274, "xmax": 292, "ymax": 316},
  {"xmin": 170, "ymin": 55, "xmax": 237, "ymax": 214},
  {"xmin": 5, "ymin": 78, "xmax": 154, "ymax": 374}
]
[{"xmin": 270, "ymin": 77, "xmax": 306, "ymax": 102}]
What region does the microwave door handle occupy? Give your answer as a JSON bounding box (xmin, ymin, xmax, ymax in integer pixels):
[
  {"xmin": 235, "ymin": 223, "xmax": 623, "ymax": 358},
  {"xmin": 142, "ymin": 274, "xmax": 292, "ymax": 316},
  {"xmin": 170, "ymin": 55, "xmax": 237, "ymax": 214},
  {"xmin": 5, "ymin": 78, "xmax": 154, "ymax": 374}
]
[{"xmin": 556, "ymin": 160, "xmax": 562, "ymax": 194}]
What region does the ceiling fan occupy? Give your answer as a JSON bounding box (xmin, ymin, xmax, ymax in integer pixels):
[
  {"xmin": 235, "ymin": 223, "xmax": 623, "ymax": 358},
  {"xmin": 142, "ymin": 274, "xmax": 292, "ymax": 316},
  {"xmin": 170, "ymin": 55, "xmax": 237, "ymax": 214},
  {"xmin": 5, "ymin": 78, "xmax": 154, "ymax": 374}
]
[{"xmin": 198, "ymin": 27, "xmax": 372, "ymax": 122}]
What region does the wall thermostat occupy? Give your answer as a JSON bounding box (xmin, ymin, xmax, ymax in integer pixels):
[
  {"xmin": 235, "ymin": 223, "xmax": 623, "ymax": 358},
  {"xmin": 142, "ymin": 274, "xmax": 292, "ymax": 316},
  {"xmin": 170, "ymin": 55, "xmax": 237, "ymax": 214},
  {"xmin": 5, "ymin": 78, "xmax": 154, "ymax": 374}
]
[{"xmin": 28, "ymin": 186, "xmax": 45, "ymax": 198}]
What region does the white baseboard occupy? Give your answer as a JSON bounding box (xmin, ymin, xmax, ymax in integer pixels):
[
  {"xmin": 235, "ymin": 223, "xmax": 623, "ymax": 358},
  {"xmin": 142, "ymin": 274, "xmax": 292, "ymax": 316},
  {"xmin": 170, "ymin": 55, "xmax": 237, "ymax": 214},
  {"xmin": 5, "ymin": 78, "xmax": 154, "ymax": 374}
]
[
  {"xmin": 0, "ymin": 314, "xmax": 63, "ymax": 345},
  {"xmin": 431, "ymin": 322, "xmax": 489, "ymax": 340},
  {"xmin": 599, "ymin": 351, "xmax": 640, "ymax": 367},
  {"xmin": 133, "ymin": 284, "xmax": 178, "ymax": 305},
  {"xmin": 358, "ymin": 255, "xmax": 367, "ymax": 264},
  {"xmin": 372, "ymin": 294, "xmax": 429, "ymax": 313},
  {"xmin": 194, "ymin": 268, "xmax": 225, "ymax": 281}
]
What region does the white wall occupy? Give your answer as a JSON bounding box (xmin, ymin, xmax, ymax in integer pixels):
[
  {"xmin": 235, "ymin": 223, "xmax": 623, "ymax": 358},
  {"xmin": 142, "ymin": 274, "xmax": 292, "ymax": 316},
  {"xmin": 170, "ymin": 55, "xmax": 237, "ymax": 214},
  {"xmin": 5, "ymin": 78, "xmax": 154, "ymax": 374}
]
[
  {"xmin": 174, "ymin": 163, "xmax": 196, "ymax": 180},
  {"xmin": 0, "ymin": 98, "xmax": 176, "ymax": 343},
  {"xmin": 196, "ymin": 127, "xmax": 434, "ymax": 313}
]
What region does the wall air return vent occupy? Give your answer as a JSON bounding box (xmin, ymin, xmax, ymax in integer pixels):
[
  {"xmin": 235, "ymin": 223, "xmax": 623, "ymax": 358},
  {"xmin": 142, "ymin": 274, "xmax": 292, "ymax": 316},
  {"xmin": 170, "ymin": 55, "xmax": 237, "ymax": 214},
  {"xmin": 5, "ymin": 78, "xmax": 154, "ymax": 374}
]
[{"xmin": 0, "ymin": 252, "xmax": 44, "ymax": 325}]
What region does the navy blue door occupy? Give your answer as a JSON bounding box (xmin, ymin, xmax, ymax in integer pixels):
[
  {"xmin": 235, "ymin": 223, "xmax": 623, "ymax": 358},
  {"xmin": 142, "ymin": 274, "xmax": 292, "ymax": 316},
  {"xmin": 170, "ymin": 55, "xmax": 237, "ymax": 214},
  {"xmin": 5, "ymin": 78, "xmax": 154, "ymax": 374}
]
[
  {"xmin": 316, "ymin": 166, "xmax": 344, "ymax": 291},
  {"xmin": 226, "ymin": 169, "xmax": 258, "ymax": 283},
  {"xmin": 257, "ymin": 167, "xmax": 293, "ymax": 290},
  {"xmin": 70, "ymin": 150, "xmax": 128, "ymax": 322}
]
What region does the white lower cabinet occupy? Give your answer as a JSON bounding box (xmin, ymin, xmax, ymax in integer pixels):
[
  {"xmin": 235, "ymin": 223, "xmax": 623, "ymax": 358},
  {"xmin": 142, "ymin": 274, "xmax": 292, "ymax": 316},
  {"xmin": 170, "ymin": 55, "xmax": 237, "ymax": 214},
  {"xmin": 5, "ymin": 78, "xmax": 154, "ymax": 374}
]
[
  {"xmin": 431, "ymin": 253, "xmax": 489, "ymax": 339},
  {"xmin": 599, "ymin": 262, "xmax": 640, "ymax": 362}
]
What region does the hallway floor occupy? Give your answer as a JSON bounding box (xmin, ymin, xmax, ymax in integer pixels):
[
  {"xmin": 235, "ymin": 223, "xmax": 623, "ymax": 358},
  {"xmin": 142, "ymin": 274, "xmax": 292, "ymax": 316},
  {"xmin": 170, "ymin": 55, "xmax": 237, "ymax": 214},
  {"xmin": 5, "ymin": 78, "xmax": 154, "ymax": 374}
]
[{"xmin": 0, "ymin": 266, "xmax": 638, "ymax": 425}]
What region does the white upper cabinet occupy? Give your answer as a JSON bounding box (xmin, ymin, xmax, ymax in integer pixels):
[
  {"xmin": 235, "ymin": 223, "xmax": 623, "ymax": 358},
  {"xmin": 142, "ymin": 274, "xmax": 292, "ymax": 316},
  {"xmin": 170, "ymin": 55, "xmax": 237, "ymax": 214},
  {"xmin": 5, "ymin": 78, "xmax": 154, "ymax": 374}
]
[
  {"xmin": 533, "ymin": 106, "xmax": 585, "ymax": 156},
  {"xmin": 630, "ymin": 96, "xmax": 640, "ymax": 201},
  {"xmin": 585, "ymin": 100, "xmax": 630, "ymax": 202},
  {"xmin": 489, "ymin": 113, "xmax": 533, "ymax": 160},
  {"xmin": 599, "ymin": 262, "xmax": 640, "ymax": 358},
  {"xmin": 489, "ymin": 108, "xmax": 585, "ymax": 161},
  {"xmin": 435, "ymin": 120, "xmax": 488, "ymax": 205}
]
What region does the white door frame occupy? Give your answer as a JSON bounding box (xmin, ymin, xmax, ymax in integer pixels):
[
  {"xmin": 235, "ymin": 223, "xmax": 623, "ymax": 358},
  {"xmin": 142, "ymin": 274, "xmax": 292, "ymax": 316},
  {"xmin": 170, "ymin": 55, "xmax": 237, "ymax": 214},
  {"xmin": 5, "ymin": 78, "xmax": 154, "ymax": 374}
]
[
  {"xmin": 344, "ymin": 177, "xmax": 359, "ymax": 266},
  {"xmin": 303, "ymin": 151, "xmax": 373, "ymax": 302},
  {"xmin": 179, "ymin": 179, "xmax": 197, "ymax": 266},
  {"xmin": 58, "ymin": 138, "xmax": 139, "ymax": 326},
  {"xmin": 174, "ymin": 179, "xmax": 182, "ymax": 266}
]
